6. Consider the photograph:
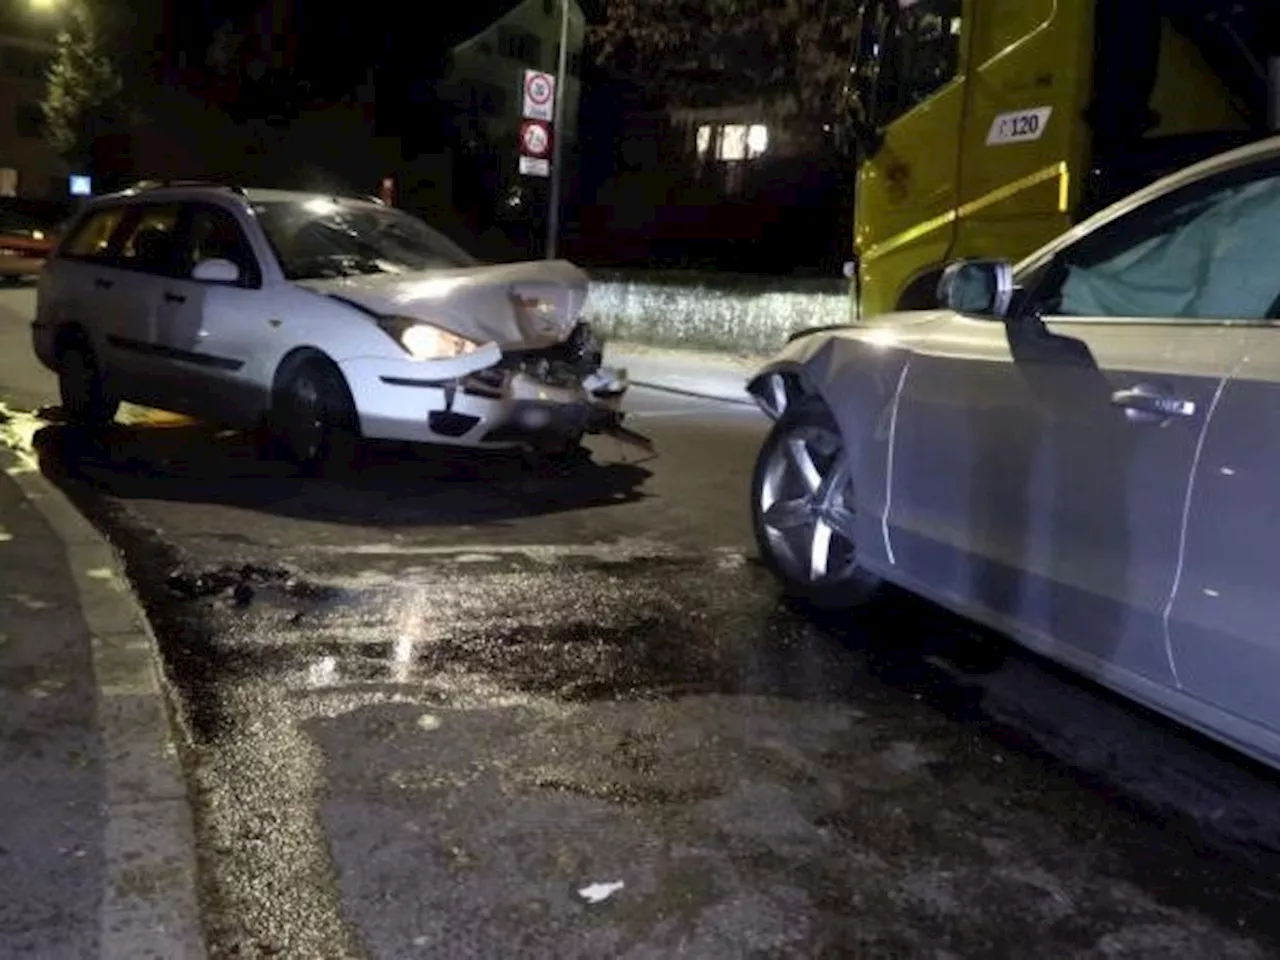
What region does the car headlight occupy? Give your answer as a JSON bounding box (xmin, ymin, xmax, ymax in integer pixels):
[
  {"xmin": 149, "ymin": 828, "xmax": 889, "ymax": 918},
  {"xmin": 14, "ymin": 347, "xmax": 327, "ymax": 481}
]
[{"xmin": 377, "ymin": 316, "xmax": 478, "ymax": 360}]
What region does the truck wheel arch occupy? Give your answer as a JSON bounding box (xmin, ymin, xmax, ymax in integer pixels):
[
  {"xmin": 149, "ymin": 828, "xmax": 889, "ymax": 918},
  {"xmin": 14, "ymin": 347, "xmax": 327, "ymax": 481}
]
[{"xmin": 895, "ymin": 265, "xmax": 946, "ymax": 312}]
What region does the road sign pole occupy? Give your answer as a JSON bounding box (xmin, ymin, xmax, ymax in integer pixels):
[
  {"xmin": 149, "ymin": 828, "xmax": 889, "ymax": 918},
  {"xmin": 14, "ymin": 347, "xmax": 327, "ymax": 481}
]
[{"xmin": 545, "ymin": 0, "xmax": 570, "ymax": 260}]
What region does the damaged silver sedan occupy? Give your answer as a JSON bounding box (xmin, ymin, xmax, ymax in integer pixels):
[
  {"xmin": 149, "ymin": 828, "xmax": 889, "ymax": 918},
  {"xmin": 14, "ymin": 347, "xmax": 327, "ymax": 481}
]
[{"xmin": 748, "ymin": 135, "xmax": 1280, "ymax": 771}]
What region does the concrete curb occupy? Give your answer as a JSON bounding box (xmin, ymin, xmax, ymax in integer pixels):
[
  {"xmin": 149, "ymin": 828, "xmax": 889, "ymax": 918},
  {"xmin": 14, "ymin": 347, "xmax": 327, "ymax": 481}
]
[
  {"xmin": 6, "ymin": 460, "xmax": 206, "ymax": 959},
  {"xmin": 604, "ymin": 343, "xmax": 763, "ymax": 406}
]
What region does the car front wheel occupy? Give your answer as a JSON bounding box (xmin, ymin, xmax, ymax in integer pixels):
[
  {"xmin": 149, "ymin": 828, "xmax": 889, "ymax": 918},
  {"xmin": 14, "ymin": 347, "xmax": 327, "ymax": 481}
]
[
  {"xmin": 272, "ymin": 359, "xmax": 362, "ymax": 475},
  {"xmin": 751, "ymin": 400, "xmax": 881, "ymax": 609},
  {"xmin": 58, "ymin": 343, "xmax": 118, "ymax": 429}
]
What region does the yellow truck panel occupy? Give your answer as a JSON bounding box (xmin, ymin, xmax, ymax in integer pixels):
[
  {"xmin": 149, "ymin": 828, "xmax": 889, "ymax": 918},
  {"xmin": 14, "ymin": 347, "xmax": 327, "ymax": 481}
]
[{"xmin": 851, "ymin": 0, "xmax": 1263, "ymax": 318}]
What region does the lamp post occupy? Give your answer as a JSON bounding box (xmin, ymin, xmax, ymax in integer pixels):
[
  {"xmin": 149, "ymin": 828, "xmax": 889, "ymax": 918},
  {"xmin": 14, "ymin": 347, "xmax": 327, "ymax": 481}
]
[{"xmin": 545, "ymin": 0, "xmax": 570, "ymax": 260}]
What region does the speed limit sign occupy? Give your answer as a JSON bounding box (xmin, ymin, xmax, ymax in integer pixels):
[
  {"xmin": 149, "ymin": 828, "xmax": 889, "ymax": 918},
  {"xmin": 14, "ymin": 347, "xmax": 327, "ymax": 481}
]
[{"xmin": 522, "ymin": 69, "xmax": 556, "ymax": 121}]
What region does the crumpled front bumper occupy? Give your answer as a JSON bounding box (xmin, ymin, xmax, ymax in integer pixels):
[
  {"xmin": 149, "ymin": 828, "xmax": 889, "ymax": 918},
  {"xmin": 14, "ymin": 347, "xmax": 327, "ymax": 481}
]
[{"xmin": 339, "ymin": 352, "xmax": 639, "ymax": 451}]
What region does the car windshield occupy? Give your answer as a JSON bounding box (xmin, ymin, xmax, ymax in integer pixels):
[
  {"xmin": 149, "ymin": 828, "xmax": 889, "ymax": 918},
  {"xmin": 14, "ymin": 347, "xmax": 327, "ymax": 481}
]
[{"xmin": 252, "ymin": 199, "xmax": 478, "ymax": 281}]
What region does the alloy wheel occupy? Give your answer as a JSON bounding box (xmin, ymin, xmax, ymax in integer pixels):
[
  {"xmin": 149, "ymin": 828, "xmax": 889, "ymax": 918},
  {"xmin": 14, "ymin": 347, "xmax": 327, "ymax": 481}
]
[{"xmin": 757, "ymin": 421, "xmax": 859, "ymax": 585}]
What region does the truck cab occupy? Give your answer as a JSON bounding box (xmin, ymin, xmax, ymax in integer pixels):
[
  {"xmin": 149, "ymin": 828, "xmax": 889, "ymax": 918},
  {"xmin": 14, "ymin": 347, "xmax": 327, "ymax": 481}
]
[{"xmin": 850, "ymin": 0, "xmax": 1280, "ymax": 318}]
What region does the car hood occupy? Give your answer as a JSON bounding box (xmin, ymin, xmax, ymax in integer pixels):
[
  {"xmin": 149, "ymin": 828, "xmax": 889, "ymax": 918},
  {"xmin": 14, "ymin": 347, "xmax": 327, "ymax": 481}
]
[
  {"xmin": 298, "ymin": 259, "xmax": 590, "ymax": 349},
  {"xmin": 857, "ymin": 308, "xmax": 955, "ymax": 330}
]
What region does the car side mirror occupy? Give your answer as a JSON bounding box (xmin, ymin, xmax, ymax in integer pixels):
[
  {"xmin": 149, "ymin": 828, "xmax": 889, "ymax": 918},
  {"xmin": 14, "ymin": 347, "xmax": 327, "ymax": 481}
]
[
  {"xmin": 191, "ymin": 258, "xmax": 240, "ymax": 284},
  {"xmin": 937, "ymin": 259, "xmax": 1016, "ymax": 319}
]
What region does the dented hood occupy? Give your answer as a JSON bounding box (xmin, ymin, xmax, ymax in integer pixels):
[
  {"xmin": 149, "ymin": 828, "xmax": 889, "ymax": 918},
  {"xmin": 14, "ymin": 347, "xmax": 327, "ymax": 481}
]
[{"xmin": 298, "ymin": 259, "xmax": 590, "ymax": 349}]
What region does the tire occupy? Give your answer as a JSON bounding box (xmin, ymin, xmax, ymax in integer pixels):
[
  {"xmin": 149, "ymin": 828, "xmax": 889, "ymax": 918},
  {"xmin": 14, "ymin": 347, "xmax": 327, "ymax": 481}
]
[
  {"xmin": 271, "ymin": 358, "xmax": 362, "ymax": 476},
  {"xmin": 540, "ymin": 433, "xmax": 591, "ymax": 465},
  {"xmin": 58, "ymin": 341, "xmax": 118, "ymax": 429},
  {"xmin": 750, "ymin": 399, "xmax": 882, "ymax": 610}
]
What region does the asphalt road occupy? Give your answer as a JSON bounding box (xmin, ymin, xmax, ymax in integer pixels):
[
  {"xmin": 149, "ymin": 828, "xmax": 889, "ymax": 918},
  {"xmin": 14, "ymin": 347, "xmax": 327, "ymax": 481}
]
[{"xmin": 5, "ymin": 286, "xmax": 1280, "ymax": 958}]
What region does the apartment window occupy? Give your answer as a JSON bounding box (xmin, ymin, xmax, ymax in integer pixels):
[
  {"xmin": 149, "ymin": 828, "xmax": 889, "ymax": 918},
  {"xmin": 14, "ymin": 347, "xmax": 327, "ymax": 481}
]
[
  {"xmin": 467, "ymin": 80, "xmax": 508, "ymax": 117},
  {"xmin": 15, "ymin": 102, "xmax": 42, "ymax": 139},
  {"xmin": 693, "ymin": 123, "xmax": 771, "ymax": 197},
  {"xmin": 696, "ymin": 124, "xmax": 770, "ymax": 161},
  {"xmin": 497, "ymin": 27, "xmax": 542, "ymax": 64}
]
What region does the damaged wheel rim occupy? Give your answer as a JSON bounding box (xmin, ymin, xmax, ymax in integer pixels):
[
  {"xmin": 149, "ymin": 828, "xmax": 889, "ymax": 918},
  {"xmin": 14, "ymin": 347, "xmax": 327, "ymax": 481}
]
[{"xmin": 759, "ymin": 423, "xmax": 858, "ymax": 584}]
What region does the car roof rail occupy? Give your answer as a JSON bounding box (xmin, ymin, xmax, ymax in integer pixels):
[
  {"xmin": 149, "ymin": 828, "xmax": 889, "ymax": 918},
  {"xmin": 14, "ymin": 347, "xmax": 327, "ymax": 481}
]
[{"xmin": 127, "ymin": 179, "xmax": 248, "ymax": 197}]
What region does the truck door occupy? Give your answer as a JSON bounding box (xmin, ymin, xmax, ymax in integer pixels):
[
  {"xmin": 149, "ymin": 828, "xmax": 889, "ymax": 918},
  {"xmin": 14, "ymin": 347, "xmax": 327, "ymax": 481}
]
[{"xmin": 854, "ymin": 0, "xmax": 966, "ymax": 317}]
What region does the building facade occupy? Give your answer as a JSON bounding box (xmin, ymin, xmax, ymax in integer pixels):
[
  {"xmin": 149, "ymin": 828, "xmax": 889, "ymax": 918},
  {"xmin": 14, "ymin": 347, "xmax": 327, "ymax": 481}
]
[
  {"xmin": 439, "ymin": 0, "xmax": 585, "ymax": 255},
  {"xmin": 0, "ymin": 33, "xmax": 65, "ymax": 199},
  {"xmin": 573, "ymin": 90, "xmax": 848, "ymax": 275}
]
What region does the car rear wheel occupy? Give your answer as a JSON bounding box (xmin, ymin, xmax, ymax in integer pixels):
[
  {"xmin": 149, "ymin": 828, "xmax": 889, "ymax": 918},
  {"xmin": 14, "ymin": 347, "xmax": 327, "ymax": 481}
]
[
  {"xmin": 58, "ymin": 342, "xmax": 118, "ymax": 429},
  {"xmin": 273, "ymin": 359, "xmax": 361, "ymax": 476},
  {"xmin": 751, "ymin": 400, "xmax": 881, "ymax": 609}
]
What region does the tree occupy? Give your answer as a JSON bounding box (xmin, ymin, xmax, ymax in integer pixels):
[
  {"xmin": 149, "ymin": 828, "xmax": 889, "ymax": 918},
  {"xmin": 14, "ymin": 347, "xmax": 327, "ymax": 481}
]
[
  {"xmin": 42, "ymin": 1, "xmax": 126, "ymax": 166},
  {"xmin": 591, "ymin": 0, "xmax": 863, "ymax": 135}
]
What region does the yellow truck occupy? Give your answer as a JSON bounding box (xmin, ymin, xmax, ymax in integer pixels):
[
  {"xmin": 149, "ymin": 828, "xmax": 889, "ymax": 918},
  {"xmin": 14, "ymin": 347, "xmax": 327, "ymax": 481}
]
[{"xmin": 848, "ymin": 0, "xmax": 1279, "ymax": 318}]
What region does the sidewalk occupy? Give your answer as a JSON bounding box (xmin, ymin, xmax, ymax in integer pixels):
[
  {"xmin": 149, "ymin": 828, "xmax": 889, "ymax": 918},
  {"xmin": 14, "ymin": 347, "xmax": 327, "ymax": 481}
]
[
  {"xmin": 604, "ymin": 341, "xmax": 764, "ymax": 405},
  {"xmin": 0, "ymin": 443, "xmax": 205, "ymax": 959}
]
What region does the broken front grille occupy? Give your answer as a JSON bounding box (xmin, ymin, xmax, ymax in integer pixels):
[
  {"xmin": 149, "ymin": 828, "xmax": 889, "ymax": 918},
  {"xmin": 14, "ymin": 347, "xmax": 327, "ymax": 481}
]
[
  {"xmin": 460, "ymin": 322, "xmax": 603, "ymax": 397},
  {"xmin": 499, "ymin": 322, "xmax": 602, "ymax": 382}
]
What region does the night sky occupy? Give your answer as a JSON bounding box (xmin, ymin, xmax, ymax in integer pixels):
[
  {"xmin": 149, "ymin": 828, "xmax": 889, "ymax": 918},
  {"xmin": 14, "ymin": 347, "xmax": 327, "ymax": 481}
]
[{"xmin": 158, "ymin": 0, "xmax": 536, "ymax": 80}]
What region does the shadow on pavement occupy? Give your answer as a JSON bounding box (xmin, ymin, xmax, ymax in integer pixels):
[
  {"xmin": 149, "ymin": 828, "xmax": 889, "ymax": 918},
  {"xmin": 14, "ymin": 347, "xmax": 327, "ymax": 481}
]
[
  {"xmin": 801, "ymin": 587, "xmax": 1280, "ymax": 860},
  {"xmin": 31, "ymin": 419, "xmax": 652, "ymax": 528}
]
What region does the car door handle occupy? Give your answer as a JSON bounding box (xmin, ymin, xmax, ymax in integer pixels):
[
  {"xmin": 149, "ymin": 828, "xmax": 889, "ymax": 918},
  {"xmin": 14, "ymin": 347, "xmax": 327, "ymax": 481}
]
[
  {"xmin": 93, "ymin": 278, "xmax": 113, "ymax": 290},
  {"xmin": 1111, "ymin": 386, "xmax": 1196, "ymax": 422},
  {"xmin": 163, "ymin": 291, "xmax": 186, "ymax": 304}
]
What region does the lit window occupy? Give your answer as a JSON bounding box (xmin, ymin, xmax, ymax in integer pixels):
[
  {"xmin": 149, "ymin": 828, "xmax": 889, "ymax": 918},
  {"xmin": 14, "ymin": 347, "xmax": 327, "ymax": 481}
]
[
  {"xmin": 696, "ymin": 125, "xmax": 712, "ymax": 158},
  {"xmin": 720, "ymin": 125, "xmax": 748, "ymax": 160},
  {"xmin": 695, "ymin": 123, "xmax": 770, "ymax": 161}
]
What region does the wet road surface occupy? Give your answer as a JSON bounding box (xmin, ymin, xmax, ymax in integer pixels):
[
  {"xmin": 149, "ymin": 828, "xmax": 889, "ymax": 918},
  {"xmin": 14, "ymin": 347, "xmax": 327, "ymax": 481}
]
[{"xmin": 4, "ymin": 287, "xmax": 1280, "ymax": 957}]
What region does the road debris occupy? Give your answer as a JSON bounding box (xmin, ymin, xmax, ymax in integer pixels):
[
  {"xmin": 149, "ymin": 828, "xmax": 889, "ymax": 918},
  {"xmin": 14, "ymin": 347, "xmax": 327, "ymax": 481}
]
[{"xmin": 577, "ymin": 881, "xmax": 624, "ymax": 904}]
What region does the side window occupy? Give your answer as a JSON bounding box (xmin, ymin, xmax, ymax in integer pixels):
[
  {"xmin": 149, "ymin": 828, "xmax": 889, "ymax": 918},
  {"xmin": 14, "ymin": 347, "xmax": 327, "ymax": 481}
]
[
  {"xmin": 177, "ymin": 204, "xmax": 261, "ymax": 287},
  {"xmin": 1029, "ymin": 163, "xmax": 1280, "ymax": 322},
  {"xmin": 60, "ymin": 206, "xmax": 128, "ymax": 261},
  {"xmin": 115, "ymin": 204, "xmax": 183, "ymax": 276},
  {"xmin": 873, "ymin": 0, "xmax": 963, "ymax": 128}
]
